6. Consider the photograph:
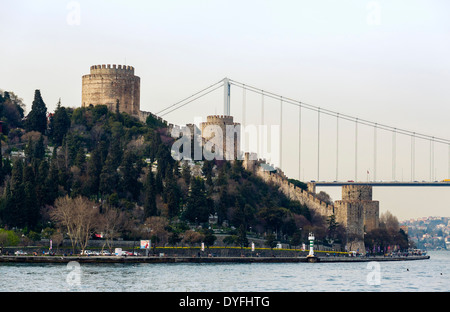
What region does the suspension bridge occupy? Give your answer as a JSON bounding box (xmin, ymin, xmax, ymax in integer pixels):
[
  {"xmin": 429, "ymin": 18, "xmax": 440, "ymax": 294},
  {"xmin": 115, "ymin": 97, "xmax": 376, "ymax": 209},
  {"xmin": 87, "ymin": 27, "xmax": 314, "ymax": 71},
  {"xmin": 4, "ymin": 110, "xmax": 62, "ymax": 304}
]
[{"xmin": 155, "ymin": 78, "xmax": 450, "ymax": 188}]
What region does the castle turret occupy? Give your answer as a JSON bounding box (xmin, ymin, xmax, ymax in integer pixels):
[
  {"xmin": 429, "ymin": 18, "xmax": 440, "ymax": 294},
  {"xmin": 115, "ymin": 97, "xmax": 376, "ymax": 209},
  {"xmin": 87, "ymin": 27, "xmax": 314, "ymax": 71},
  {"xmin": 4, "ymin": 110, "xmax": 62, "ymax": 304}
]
[
  {"xmin": 334, "ymin": 184, "xmax": 380, "ymax": 253},
  {"xmin": 82, "ymin": 64, "xmax": 140, "ymax": 116},
  {"xmin": 200, "ymin": 115, "xmax": 241, "ymax": 160}
]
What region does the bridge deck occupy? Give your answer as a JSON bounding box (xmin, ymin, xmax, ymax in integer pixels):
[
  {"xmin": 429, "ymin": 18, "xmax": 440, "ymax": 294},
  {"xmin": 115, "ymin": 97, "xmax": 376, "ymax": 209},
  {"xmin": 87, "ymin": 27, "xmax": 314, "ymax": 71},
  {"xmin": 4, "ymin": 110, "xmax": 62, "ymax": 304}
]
[{"xmin": 312, "ymin": 181, "xmax": 450, "ymax": 187}]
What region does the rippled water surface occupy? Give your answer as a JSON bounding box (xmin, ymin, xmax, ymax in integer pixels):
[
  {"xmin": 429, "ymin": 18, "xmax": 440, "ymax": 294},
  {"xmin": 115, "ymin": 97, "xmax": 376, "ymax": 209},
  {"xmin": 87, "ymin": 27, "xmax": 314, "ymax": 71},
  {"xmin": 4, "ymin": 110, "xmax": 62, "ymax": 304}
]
[{"xmin": 1, "ymin": 251, "xmax": 449, "ymax": 292}]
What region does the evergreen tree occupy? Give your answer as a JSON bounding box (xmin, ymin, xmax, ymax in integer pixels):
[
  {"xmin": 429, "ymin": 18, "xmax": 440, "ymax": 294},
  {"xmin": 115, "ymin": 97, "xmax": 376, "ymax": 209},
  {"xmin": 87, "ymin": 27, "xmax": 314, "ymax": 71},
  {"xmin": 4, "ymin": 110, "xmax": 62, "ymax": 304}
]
[
  {"xmin": 23, "ymin": 165, "xmax": 39, "ymax": 228},
  {"xmin": 99, "ymin": 156, "xmax": 119, "ymax": 197},
  {"xmin": 86, "ymin": 147, "xmax": 102, "ymax": 198},
  {"xmin": 236, "ymin": 224, "xmax": 248, "ymax": 248},
  {"xmin": 34, "ymin": 135, "xmax": 46, "ymax": 160},
  {"xmin": 143, "ymin": 169, "xmax": 157, "ymax": 218},
  {"xmin": 0, "ymin": 137, "xmax": 3, "ymax": 185},
  {"xmin": 24, "ymin": 137, "xmax": 33, "ymax": 163},
  {"xmin": 119, "ymin": 150, "xmax": 142, "ymax": 200},
  {"xmin": 25, "ymin": 90, "xmax": 47, "ymax": 133},
  {"xmin": 164, "ymin": 172, "xmax": 181, "ymax": 218},
  {"xmin": 181, "ymin": 162, "xmax": 191, "ymax": 185},
  {"xmin": 183, "ymin": 177, "xmax": 211, "ymax": 223},
  {"xmin": 45, "ymin": 158, "xmax": 60, "ymax": 205},
  {"xmin": 2, "ymin": 159, "xmax": 26, "ymax": 228},
  {"xmin": 49, "ymin": 99, "xmax": 71, "ymax": 146},
  {"xmin": 35, "ymin": 160, "xmax": 50, "ymax": 207}
]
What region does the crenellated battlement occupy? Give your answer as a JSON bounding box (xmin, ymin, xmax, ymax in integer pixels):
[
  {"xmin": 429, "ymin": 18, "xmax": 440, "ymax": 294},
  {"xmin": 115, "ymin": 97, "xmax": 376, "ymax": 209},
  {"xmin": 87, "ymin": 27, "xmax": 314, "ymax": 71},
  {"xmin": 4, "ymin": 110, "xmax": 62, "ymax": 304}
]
[
  {"xmin": 82, "ymin": 64, "xmax": 140, "ymax": 116},
  {"xmin": 205, "ymin": 115, "xmax": 236, "ymax": 125},
  {"xmin": 242, "ymin": 152, "xmax": 378, "ymax": 252},
  {"xmin": 89, "ymin": 64, "xmax": 135, "ymax": 75}
]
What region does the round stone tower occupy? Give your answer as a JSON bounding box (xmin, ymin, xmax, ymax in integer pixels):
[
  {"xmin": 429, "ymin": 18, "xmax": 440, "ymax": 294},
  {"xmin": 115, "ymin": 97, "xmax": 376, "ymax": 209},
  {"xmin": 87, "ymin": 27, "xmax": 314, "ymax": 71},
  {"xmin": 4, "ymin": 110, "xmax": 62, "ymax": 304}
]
[
  {"xmin": 82, "ymin": 64, "xmax": 140, "ymax": 116},
  {"xmin": 200, "ymin": 115, "xmax": 241, "ymax": 160}
]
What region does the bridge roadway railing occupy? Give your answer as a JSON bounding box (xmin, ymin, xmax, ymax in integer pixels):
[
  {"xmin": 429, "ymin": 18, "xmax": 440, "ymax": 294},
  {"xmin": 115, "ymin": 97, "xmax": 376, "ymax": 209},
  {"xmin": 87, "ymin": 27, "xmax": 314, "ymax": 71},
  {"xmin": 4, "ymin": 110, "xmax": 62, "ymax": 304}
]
[{"xmin": 313, "ymin": 181, "xmax": 450, "ymax": 187}]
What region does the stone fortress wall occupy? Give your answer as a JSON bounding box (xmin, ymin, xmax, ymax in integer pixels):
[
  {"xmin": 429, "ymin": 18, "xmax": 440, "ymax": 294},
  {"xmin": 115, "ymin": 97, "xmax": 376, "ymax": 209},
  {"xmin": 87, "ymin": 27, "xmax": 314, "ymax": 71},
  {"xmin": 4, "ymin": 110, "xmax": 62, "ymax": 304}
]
[
  {"xmin": 200, "ymin": 115, "xmax": 241, "ymax": 160},
  {"xmin": 82, "ymin": 64, "xmax": 141, "ymax": 116},
  {"xmin": 81, "ymin": 65, "xmax": 378, "ymax": 251},
  {"xmin": 243, "ymin": 152, "xmax": 379, "ymax": 252}
]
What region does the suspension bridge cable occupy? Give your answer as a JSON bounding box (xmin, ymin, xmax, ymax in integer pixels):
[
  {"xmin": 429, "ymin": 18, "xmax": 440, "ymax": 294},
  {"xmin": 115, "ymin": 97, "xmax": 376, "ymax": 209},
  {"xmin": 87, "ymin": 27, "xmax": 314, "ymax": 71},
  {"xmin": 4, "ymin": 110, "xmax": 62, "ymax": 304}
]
[
  {"xmin": 318, "ymin": 108, "xmax": 320, "ymax": 181},
  {"xmin": 280, "ymin": 97, "xmax": 283, "ymax": 169},
  {"xmin": 155, "ymin": 79, "xmax": 224, "ymax": 116},
  {"xmin": 336, "ymin": 113, "xmax": 339, "ymax": 181},
  {"xmin": 158, "ymin": 83, "xmax": 224, "ymax": 117},
  {"xmin": 299, "ymin": 105, "xmax": 302, "ymax": 180},
  {"xmin": 374, "ymin": 123, "xmax": 377, "ymax": 181},
  {"xmin": 355, "ymin": 118, "xmax": 358, "ymax": 181},
  {"xmin": 228, "ymin": 79, "xmax": 450, "ymax": 145}
]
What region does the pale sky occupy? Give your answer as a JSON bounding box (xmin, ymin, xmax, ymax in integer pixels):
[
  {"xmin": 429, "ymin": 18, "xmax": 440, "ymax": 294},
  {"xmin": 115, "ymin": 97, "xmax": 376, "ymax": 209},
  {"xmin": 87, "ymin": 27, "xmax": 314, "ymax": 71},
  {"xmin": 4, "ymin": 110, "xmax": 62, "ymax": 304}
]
[{"xmin": 1, "ymin": 0, "xmax": 450, "ymax": 221}]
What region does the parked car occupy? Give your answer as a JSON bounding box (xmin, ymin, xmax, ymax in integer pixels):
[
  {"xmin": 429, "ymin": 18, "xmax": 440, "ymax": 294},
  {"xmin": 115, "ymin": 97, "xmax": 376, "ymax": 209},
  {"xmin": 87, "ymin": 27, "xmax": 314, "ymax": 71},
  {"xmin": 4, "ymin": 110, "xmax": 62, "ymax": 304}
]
[{"xmin": 14, "ymin": 250, "xmax": 27, "ymax": 255}]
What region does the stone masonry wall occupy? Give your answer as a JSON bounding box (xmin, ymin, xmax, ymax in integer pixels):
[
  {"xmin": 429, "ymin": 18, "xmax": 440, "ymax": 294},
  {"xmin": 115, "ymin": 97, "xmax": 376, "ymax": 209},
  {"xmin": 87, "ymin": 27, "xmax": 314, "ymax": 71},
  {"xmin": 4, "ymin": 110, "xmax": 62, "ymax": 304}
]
[
  {"xmin": 243, "ymin": 152, "xmax": 379, "ymax": 252},
  {"xmin": 82, "ymin": 64, "xmax": 141, "ymax": 116}
]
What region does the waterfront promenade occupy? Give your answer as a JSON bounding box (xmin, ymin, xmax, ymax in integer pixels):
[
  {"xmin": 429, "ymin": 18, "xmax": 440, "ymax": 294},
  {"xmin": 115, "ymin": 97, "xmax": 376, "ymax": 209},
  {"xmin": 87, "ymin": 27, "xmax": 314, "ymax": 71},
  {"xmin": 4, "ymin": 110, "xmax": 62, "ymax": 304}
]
[{"xmin": 0, "ymin": 254, "xmax": 430, "ymax": 264}]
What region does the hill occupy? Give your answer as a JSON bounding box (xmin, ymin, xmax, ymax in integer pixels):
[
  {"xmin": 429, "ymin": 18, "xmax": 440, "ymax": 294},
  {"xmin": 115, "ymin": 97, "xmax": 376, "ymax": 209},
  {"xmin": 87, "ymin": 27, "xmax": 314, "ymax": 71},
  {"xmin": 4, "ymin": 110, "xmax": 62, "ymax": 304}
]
[{"xmin": 1, "ymin": 90, "xmax": 336, "ymax": 250}]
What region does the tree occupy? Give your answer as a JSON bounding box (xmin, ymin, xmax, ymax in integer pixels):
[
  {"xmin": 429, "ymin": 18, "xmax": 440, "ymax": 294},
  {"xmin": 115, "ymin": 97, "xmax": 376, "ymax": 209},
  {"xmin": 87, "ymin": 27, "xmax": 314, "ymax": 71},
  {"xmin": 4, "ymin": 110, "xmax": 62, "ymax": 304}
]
[
  {"xmin": 97, "ymin": 205, "xmax": 126, "ymax": 253},
  {"xmin": 50, "ymin": 195, "xmax": 99, "ymax": 254},
  {"xmin": 143, "ymin": 169, "xmax": 157, "ymax": 218},
  {"xmin": 163, "ymin": 170, "xmax": 181, "ymax": 218},
  {"xmin": 1, "ymin": 159, "xmax": 26, "ymax": 228},
  {"xmin": 181, "ymin": 162, "xmax": 191, "ymax": 185},
  {"xmin": 168, "ymin": 231, "xmax": 182, "ymax": 247},
  {"xmin": 23, "ymin": 164, "xmax": 39, "ymax": 228},
  {"xmin": 316, "ymin": 191, "xmax": 333, "ymax": 205},
  {"xmin": 265, "ymin": 232, "xmax": 277, "ymax": 249},
  {"xmin": 326, "ymin": 215, "xmax": 339, "ymax": 244},
  {"xmin": 181, "ymin": 230, "xmax": 204, "ymax": 248},
  {"xmin": 183, "ymin": 177, "xmax": 212, "ymax": 224},
  {"xmin": 33, "ymin": 135, "xmax": 46, "ymax": 160},
  {"xmin": 99, "ymin": 156, "xmax": 119, "ymax": 197},
  {"xmin": 290, "ymin": 230, "xmax": 303, "ymax": 249},
  {"xmin": 0, "ymin": 138, "xmax": 3, "ymax": 185},
  {"xmin": 223, "ymin": 235, "xmax": 236, "ymax": 247},
  {"xmin": 49, "ymin": 99, "xmax": 71, "ymax": 146},
  {"xmin": 86, "ymin": 146, "xmax": 102, "ymax": 198},
  {"xmin": 0, "ymin": 90, "xmax": 25, "ymax": 132},
  {"xmin": 25, "ymin": 90, "xmax": 47, "ymax": 134},
  {"xmin": 236, "ymin": 224, "xmax": 248, "ymax": 249},
  {"xmin": 142, "ymin": 216, "xmax": 169, "ymax": 247},
  {"xmin": 380, "ymin": 211, "xmax": 400, "ymax": 232},
  {"xmin": 119, "ymin": 150, "xmax": 142, "ymax": 200},
  {"xmin": 0, "ymin": 228, "xmax": 20, "ymax": 250},
  {"xmin": 202, "ymin": 228, "xmax": 217, "ymax": 248}
]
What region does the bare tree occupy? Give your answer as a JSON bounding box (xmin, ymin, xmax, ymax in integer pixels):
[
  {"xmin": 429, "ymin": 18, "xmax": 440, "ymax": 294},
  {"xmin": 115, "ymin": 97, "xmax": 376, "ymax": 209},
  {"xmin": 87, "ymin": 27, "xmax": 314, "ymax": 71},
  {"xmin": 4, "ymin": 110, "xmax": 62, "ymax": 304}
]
[
  {"xmin": 50, "ymin": 230, "xmax": 64, "ymax": 254},
  {"xmin": 316, "ymin": 191, "xmax": 333, "ymax": 205},
  {"xmin": 182, "ymin": 230, "xmax": 204, "ymax": 248},
  {"xmin": 50, "ymin": 196, "xmax": 99, "ymax": 254},
  {"xmin": 97, "ymin": 205, "xmax": 126, "ymax": 253},
  {"xmin": 380, "ymin": 210, "xmax": 400, "ymax": 232},
  {"xmin": 142, "ymin": 216, "xmax": 169, "ymax": 247}
]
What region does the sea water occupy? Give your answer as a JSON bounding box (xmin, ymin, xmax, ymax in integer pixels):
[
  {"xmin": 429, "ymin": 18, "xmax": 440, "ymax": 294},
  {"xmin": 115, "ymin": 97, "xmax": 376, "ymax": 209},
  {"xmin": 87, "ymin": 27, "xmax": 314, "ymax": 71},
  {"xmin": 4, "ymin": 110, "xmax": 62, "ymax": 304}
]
[{"xmin": 0, "ymin": 251, "xmax": 448, "ymax": 292}]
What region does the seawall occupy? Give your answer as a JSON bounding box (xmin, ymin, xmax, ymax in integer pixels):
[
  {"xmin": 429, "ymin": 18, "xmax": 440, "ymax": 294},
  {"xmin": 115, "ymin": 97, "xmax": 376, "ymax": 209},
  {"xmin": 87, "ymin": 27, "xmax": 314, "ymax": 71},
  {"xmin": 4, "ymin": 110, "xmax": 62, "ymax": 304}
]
[{"xmin": 0, "ymin": 255, "xmax": 429, "ymax": 264}]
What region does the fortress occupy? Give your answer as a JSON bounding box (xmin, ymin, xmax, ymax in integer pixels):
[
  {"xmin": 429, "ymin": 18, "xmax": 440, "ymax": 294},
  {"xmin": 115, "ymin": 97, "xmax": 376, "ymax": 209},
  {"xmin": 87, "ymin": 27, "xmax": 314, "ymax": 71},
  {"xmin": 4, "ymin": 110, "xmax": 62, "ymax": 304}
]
[
  {"xmin": 200, "ymin": 115, "xmax": 241, "ymax": 160},
  {"xmin": 82, "ymin": 64, "xmax": 141, "ymax": 116},
  {"xmin": 81, "ymin": 64, "xmax": 379, "ymax": 251},
  {"xmin": 243, "ymin": 153, "xmax": 379, "ymax": 252}
]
